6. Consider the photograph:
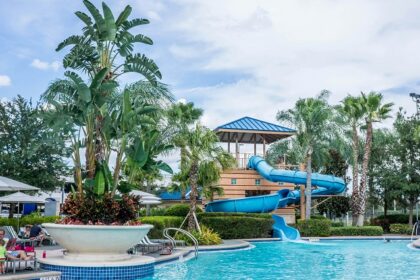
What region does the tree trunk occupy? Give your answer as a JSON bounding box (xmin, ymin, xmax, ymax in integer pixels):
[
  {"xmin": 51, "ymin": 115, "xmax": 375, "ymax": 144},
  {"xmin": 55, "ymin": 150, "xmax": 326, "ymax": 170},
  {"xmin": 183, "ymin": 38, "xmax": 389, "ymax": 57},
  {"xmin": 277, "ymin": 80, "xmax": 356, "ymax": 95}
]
[
  {"xmin": 350, "ymin": 123, "xmax": 359, "ymax": 226},
  {"xmin": 188, "ymin": 162, "xmax": 199, "ymax": 230},
  {"xmin": 305, "ymin": 148, "xmax": 313, "ymax": 220},
  {"xmin": 356, "ymin": 121, "xmax": 373, "ymax": 226},
  {"xmin": 409, "ymin": 203, "xmax": 414, "ymax": 226},
  {"xmin": 85, "ymin": 117, "xmax": 96, "ymax": 179},
  {"xmin": 94, "ymin": 115, "xmax": 106, "ymax": 165}
]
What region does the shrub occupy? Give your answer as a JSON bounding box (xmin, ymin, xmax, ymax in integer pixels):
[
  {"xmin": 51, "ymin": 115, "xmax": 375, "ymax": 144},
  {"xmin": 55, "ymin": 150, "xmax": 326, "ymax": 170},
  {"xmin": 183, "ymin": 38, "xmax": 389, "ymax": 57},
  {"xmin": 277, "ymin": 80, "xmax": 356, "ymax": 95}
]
[
  {"xmin": 200, "ymin": 216, "xmax": 273, "ymax": 239},
  {"xmin": 140, "ymin": 216, "xmax": 183, "ymax": 239},
  {"xmin": 139, "ymin": 207, "xmax": 167, "ymax": 216},
  {"xmin": 389, "ymin": 224, "xmax": 412, "ymax": 235},
  {"xmin": 198, "ymin": 212, "xmax": 272, "ymax": 219},
  {"xmin": 0, "ymin": 216, "xmax": 59, "ymax": 232},
  {"xmin": 165, "ymin": 204, "xmax": 202, "ymax": 217},
  {"xmin": 175, "ymin": 225, "xmax": 222, "ymax": 245},
  {"xmin": 296, "ymin": 219, "xmax": 331, "ymax": 237},
  {"xmin": 331, "ymin": 222, "xmax": 344, "ymax": 227},
  {"xmin": 61, "ymin": 193, "xmax": 140, "ymax": 225},
  {"xmin": 330, "ymin": 226, "xmax": 383, "ymax": 236},
  {"xmin": 372, "ymin": 214, "xmax": 410, "ymax": 232},
  {"xmin": 296, "ymin": 214, "xmax": 327, "ymax": 220}
]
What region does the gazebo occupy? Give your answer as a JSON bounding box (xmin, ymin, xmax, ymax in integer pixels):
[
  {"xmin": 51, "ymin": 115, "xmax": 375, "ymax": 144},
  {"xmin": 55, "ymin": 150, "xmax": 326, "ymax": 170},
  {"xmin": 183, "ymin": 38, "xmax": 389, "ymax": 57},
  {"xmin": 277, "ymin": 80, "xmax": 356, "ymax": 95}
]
[{"xmin": 214, "ymin": 116, "xmax": 295, "ymax": 163}]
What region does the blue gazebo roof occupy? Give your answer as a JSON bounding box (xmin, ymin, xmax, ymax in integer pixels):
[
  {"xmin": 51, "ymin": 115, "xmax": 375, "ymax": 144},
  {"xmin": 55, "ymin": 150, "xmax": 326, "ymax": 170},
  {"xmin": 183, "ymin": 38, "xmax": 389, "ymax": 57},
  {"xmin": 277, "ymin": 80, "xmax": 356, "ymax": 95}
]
[{"xmin": 215, "ymin": 116, "xmax": 295, "ymax": 144}]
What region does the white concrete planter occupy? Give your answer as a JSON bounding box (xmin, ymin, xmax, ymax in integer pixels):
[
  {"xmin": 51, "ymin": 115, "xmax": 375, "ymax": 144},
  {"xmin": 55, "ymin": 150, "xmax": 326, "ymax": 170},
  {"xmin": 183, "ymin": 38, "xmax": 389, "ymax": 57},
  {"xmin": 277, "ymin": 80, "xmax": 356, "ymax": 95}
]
[{"xmin": 42, "ymin": 223, "xmax": 153, "ymax": 261}]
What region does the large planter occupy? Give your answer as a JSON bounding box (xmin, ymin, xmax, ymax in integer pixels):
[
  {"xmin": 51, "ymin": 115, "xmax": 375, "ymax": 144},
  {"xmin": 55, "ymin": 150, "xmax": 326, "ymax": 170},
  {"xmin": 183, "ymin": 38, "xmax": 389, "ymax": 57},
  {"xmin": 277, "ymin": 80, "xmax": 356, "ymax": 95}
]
[{"xmin": 42, "ymin": 223, "xmax": 153, "ymax": 261}]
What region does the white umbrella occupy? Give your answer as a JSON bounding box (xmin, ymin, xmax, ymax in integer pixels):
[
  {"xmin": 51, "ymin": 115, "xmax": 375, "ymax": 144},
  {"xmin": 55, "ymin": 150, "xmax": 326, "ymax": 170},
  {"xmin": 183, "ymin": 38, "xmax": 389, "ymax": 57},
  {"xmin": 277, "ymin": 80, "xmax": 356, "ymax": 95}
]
[
  {"xmin": 130, "ymin": 190, "xmax": 160, "ymax": 199},
  {"xmin": 0, "ymin": 176, "xmax": 40, "ymax": 191},
  {"xmin": 0, "ymin": 192, "xmax": 45, "ymax": 228},
  {"xmin": 0, "ymin": 192, "xmax": 45, "ymax": 203}
]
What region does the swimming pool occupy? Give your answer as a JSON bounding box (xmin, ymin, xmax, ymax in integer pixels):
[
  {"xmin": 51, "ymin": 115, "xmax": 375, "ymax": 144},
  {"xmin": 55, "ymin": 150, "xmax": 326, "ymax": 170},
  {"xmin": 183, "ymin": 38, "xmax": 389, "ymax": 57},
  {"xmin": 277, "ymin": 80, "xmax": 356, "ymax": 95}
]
[{"xmin": 147, "ymin": 240, "xmax": 420, "ymax": 280}]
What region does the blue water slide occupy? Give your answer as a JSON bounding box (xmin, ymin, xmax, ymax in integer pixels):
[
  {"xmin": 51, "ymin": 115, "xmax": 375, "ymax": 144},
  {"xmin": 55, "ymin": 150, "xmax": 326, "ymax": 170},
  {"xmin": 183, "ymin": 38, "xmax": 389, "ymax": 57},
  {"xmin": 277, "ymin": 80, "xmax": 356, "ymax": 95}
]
[
  {"xmin": 272, "ymin": 215, "xmax": 300, "ymax": 240},
  {"xmin": 205, "ymin": 156, "xmax": 346, "ymax": 240}
]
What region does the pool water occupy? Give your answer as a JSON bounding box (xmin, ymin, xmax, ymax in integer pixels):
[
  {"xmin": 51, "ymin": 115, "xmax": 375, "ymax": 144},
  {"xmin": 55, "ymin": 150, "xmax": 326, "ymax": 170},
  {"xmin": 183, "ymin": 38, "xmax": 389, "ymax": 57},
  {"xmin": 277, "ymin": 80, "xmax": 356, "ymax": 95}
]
[{"xmin": 147, "ymin": 240, "xmax": 420, "ymax": 280}]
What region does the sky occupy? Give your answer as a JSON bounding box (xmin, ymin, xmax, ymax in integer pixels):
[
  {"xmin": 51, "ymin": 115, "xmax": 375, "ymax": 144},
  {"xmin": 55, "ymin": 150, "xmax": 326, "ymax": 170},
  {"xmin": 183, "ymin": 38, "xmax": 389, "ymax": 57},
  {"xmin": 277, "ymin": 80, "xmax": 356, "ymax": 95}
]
[
  {"xmin": 1, "ymin": 0, "xmax": 419, "ymax": 128},
  {"xmin": 1, "ymin": 0, "xmax": 420, "ymax": 161}
]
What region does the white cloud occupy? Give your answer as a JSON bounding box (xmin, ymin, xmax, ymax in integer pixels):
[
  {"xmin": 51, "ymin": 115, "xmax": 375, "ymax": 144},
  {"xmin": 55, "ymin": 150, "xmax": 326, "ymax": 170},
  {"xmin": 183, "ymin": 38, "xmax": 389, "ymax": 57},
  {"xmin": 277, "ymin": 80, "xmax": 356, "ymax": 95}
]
[
  {"xmin": 168, "ymin": 0, "xmax": 419, "ymax": 127},
  {"xmin": 31, "ymin": 59, "xmax": 60, "ymax": 71},
  {"xmin": 0, "ymin": 75, "xmax": 11, "ymax": 86}
]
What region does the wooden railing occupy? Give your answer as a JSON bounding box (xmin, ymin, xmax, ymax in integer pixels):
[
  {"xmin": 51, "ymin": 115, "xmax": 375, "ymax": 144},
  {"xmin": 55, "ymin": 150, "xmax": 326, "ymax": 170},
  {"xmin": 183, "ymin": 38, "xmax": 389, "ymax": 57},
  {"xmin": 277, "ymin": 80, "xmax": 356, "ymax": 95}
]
[{"xmin": 232, "ymin": 153, "xmax": 299, "ymax": 170}]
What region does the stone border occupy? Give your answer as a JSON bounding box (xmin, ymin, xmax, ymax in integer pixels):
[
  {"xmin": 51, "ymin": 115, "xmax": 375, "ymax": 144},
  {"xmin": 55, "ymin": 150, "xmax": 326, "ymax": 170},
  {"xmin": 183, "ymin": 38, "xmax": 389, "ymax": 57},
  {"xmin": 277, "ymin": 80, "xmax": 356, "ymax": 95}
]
[{"xmin": 153, "ymin": 239, "xmax": 251, "ymax": 265}]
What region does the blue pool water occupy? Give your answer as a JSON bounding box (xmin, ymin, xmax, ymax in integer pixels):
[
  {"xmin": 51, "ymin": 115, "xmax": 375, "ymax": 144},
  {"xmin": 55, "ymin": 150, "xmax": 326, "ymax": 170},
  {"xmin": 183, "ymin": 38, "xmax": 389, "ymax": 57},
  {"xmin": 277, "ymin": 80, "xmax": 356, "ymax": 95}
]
[{"xmin": 147, "ymin": 240, "xmax": 420, "ymax": 280}]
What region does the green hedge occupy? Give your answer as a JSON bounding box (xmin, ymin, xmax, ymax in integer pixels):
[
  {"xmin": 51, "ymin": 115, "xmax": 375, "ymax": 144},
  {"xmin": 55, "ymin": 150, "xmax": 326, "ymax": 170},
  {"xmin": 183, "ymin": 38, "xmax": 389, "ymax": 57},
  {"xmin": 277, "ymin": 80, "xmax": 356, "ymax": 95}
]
[
  {"xmin": 389, "ymin": 224, "xmax": 412, "ymax": 235},
  {"xmin": 331, "ymin": 222, "xmax": 344, "ymax": 227},
  {"xmin": 296, "ymin": 219, "xmax": 331, "ymax": 237},
  {"xmin": 164, "ymin": 204, "xmax": 202, "ymax": 217},
  {"xmin": 198, "ymin": 212, "xmax": 272, "ymax": 219},
  {"xmin": 330, "ymin": 226, "xmax": 383, "ymax": 236},
  {"xmin": 200, "ymin": 216, "xmax": 273, "ymax": 239},
  {"xmin": 372, "ymin": 214, "xmax": 410, "ymax": 232},
  {"xmin": 296, "ymin": 214, "xmax": 327, "ymax": 220},
  {"xmin": 140, "ymin": 216, "xmax": 183, "ymax": 239},
  {"xmin": 0, "ymin": 216, "xmax": 59, "ymax": 232}
]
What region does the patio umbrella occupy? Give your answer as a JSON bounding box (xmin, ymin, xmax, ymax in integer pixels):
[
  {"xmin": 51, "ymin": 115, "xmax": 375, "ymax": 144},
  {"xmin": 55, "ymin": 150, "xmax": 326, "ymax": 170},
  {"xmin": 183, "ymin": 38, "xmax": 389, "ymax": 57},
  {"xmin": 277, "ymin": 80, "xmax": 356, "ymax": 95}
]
[
  {"xmin": 0, "ymin": 176, "xmax": 40, "ymax": 191},
  {"xmin": 0, "ymin": 192, "xmax": 45, "ymax": 228},
  {"xmin": 130, "ymin": 190, "xmax": 161, "ymax": 199}
]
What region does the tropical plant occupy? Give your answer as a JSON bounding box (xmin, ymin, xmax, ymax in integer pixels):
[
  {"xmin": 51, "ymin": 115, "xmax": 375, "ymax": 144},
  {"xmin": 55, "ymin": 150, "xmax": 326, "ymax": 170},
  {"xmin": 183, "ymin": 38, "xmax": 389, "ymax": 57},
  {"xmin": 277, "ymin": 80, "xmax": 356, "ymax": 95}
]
[
  {"xmin": 277, "ymin": 91, "xmax": 337, "ymax": 219},
  {"xmin": 199, "ymin": 152, "xmax": 236, "ymax": 202},
  {"xmin": 338, "ymin": 95, "xmax": 365, "ymax": 224},
  {"xmin": 42, "ymin": 1, "xmax": 170, "ymax": 225},
  {"xmin": 354, "ymin": 92, "xmax": 393, "ymax": 226},
  {"xmin": 167, "ymin": 102, "xmax": 203, "ymax": 201},
  {"xmin": 179, "ymin": 124, "xmax": 233, "ymax": 230}
]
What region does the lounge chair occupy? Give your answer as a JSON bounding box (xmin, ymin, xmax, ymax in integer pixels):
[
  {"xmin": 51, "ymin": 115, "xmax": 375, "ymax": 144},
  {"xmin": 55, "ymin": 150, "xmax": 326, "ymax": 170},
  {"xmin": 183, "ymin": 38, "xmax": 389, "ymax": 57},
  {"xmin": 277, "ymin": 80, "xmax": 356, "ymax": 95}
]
[
  {"xmin": 134, "ymin": 236, "xmax": 165, "ymax": 254},
  {"xmin": 4, "ymin": 238, "xmax": 37, "ymax": 274}
]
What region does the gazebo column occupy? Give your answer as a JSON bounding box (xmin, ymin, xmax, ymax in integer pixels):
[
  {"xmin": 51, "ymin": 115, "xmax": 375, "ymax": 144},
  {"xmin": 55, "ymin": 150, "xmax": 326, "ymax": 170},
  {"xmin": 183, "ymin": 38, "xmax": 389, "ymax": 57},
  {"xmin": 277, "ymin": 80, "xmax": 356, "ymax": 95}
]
[
  {"xmin": 227, "ymin": 132, "xmax": 231, "ymax": 153},
  {"xmin": 235, "ymin": 134, "xmax": 239, "ymax": 163},
  {"xmin": 262, "ymin": 135, "xmax": 266, "ymax": 157},
  {"xmin": 253, "ymin": 134, "xmax": 257, "ymax": 156}
]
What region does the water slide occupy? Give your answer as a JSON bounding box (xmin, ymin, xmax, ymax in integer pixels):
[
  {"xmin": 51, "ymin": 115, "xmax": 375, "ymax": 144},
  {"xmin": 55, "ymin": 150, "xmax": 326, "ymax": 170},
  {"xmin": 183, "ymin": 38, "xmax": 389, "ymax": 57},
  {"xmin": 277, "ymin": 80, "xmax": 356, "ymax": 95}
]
[{"xmin": 205, "ymin": 156, "xmax": 346, "ymax": 240}]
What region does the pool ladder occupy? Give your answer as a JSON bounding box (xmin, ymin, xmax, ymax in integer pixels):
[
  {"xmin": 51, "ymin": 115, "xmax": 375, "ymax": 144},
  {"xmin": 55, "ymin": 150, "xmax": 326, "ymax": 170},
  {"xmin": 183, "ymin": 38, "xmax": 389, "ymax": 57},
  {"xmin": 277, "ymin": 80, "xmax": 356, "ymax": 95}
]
[
  {"xmin": 163, "ymin": 227, "xmax": 198, "ymax": 259},
  {"xmin": 411, "ymin": 221, "xmax": 419, "ymax": 241}
]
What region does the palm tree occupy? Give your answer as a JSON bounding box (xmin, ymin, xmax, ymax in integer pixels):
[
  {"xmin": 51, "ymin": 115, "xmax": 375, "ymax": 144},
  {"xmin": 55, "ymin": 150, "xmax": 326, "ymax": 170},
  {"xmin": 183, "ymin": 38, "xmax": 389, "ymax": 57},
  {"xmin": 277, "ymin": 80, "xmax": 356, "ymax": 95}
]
[
  {"xmin": 181, "ymin": 124, "xmax": 232, "ymax": 230},
  {"xmin": 167, "ymin": 102, "xmax": 203, "ymax": 201},
  {"xmin": 199, "ymin": 152, "xmax": 236, "ymax": 202},
  {"xmin": 277, "ymin": 91, "xmax": 335, "ymax": 219},
  {"xmin": 339, "ymin": 95, "xmax": 365, "ymax": 225},
  {"xmin": 354, "ymin": 92, "xmax": 393, "ymax": 226}
]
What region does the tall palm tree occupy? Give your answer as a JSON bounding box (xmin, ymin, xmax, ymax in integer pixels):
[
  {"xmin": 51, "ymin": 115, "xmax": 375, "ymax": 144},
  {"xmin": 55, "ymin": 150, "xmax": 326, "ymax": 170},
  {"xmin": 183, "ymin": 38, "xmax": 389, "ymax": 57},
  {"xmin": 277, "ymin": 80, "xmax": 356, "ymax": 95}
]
[
  {"xmin": 354, "ymin": 92, "xmax": 393, "ymax": 226},
  {"xmin": 277, "ymin": 91, "xmax": 335, "ymax": 219},
  {"xmin": 339, "ymin": 95, "xmax": 365, "ymax": 225},
  {"xmin": 167, "ymin": 102, "xmax": 203, "ymax": 201},
  {"xmin": 181, "ymin": 124, "xmax": 231, "ymax": 230}
]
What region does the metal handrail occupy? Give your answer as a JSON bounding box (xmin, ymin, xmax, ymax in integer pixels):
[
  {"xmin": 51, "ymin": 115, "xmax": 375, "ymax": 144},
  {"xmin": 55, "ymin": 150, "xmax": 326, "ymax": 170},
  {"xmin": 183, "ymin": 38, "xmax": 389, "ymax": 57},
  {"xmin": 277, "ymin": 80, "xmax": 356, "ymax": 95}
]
[
  {"xmin": 411, "ymin": 221, "xmax": 419, "ymax": 241},
  {"xmin": 163, "ymin": 228, "xmax": 198, "ymax": 259}
]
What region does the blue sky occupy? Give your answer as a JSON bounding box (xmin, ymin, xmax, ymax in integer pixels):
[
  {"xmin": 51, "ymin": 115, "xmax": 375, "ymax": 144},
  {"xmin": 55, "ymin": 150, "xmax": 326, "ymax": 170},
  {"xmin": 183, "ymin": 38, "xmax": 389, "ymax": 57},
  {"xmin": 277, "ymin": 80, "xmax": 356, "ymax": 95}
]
[{"xmin": 0, "ymin": 0, "xmax": 419, "ymax": 131}]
